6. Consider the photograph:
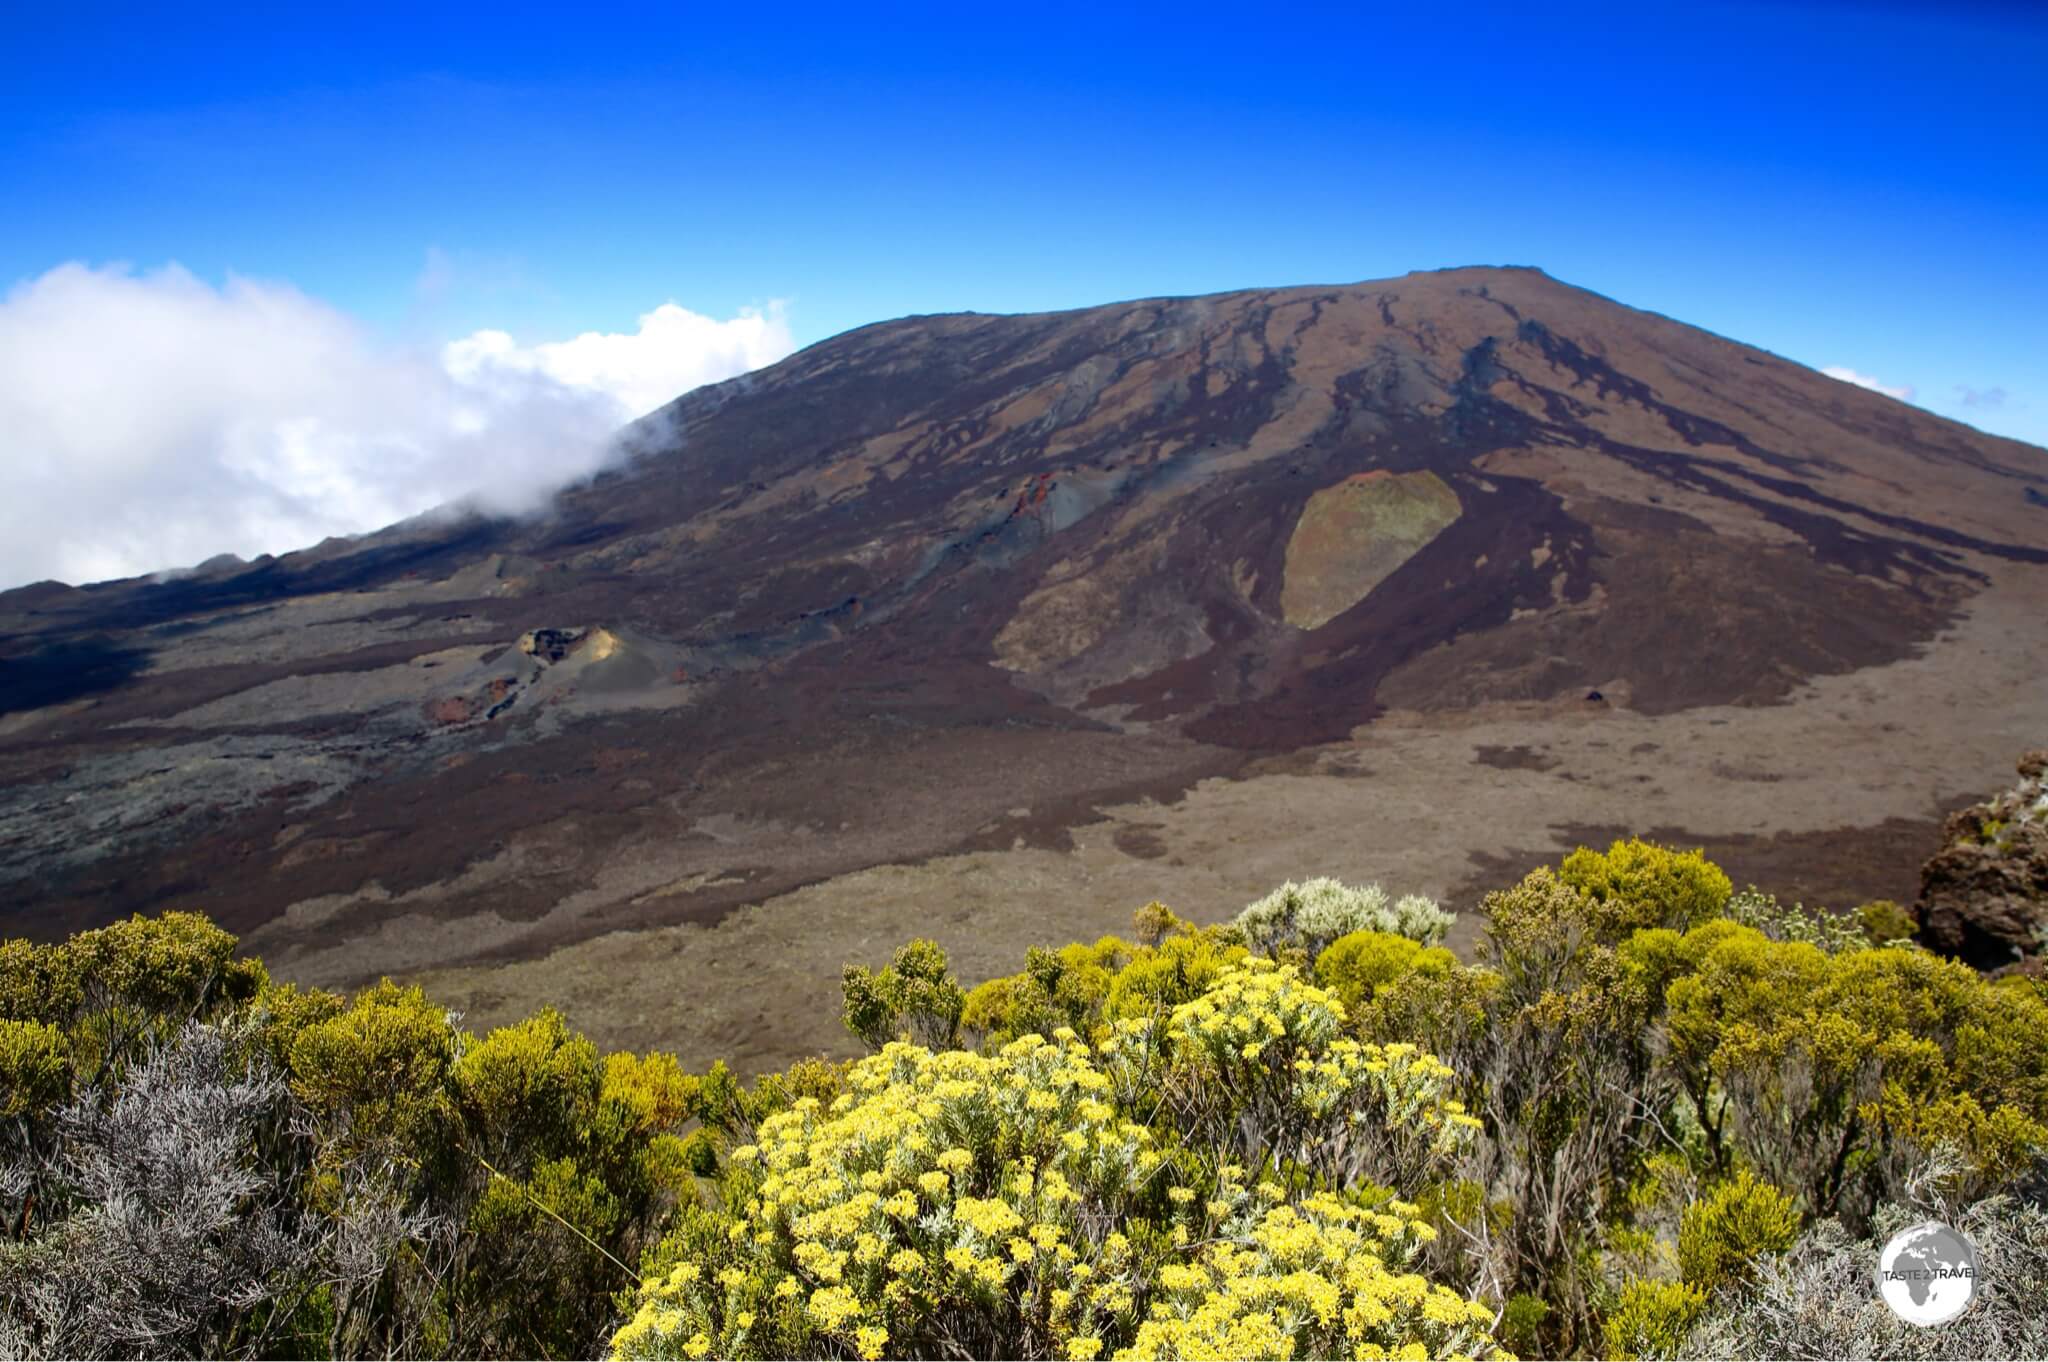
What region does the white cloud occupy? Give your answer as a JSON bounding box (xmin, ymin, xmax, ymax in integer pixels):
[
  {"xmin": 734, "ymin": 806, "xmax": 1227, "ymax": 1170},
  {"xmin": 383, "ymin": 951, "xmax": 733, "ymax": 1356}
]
[
  {"xmin": 0, "ymin": 262, "xmax": 793, "ymax": 589},
  {"xmin": 1821, "ymin": 365, "xmax": 1915, "ymax": 402},
  {"xmin": 446, "ymin": 301, "xmax": 791, "ymax": 420}
]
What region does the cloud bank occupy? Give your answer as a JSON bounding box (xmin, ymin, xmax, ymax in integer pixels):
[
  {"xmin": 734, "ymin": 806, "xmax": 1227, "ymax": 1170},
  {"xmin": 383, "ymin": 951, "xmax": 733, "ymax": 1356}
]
[
  {"xmin": 0, "ymin": 263, "xmax": 793, "ymax": 589},
  {"xmin": 1821, "ymin": 365, "xmax": 1915, "ymax": 402}
]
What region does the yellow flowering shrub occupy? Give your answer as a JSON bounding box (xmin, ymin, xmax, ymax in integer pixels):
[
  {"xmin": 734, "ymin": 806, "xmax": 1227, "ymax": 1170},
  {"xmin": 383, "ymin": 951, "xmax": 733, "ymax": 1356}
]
[
  {"xmin": 1122, "ymin": 1192, "xmax": 1498, "ymax": 1360},
  {"xmin": 1140, "ymin": 959, "xmax": 1482, "ymax": 1195},
  {"xmin": 614, "ymin": 964, "xmax": 1502, "ymax": 1360},
  {"xmin": 958, "ymin": 917, "xmax": 1252, "ymax": 1047},
  {"xmin": 614, "ymin": 1033, "xmax": 1167, "ymax": 1360}
]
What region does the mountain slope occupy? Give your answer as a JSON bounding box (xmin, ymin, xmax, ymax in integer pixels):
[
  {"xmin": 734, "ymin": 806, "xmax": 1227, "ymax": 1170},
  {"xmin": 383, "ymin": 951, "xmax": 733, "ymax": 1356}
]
[{"xmin": 3, "ymin": 266, "xmax": 2044, "ymax": 1040}]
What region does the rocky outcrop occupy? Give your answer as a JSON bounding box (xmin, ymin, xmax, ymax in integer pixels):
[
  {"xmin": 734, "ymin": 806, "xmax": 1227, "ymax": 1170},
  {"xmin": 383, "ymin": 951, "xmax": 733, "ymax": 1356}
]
[{"xmin": 1917, "ymin": 750, "xmax": 2048, "ymax": 970}]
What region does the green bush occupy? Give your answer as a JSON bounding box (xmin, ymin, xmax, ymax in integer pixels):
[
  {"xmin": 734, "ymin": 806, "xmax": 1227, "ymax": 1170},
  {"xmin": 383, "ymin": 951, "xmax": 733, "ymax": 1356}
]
[
  {"xmin": 1559, "ymin": 838, "xmax": 1732, "ymax": 937},
  {"xmin": 290, "ymin": 979, "xmax": 459, "ymax": 1170},
  {"xmin": 956, "ymin": 917, "xmax": 1252, "ymax": 1046},
  {"xmin": 960, "ymin": 939, "xmax": 1125, "ymax": 1044},
  {"xmin": 1855, "ymin": 898, "xmax": 1918, "ymax": 947},
  {"xmin": 1314, "ymin": 929, "xmax": 1444, "ymax": 1012},
  {"xmin": 1677, "ymin": 1170, "xmax": 1800, "ymax": 1291},
  {"xmin": 1312, "ymin": 929, "xmax": 1498, "ymax": 1060},
  {"xmin": 1497, "ymin": 1292, "xmax": 1550, "ymax": 1358},
  {"xmin": 842, "ymin": 939, "xmax": 968, "ymax": 1050},
  {"xmin": 1469, "ymin": 866, "xmax": 1668, "ymax": 1353},
  {"xmin": 0, "ymin": 937, "xmax": 83, "ymax": 1025},
  {"xmin": 0, "ymin": 1017, "xmax": 67, "ymax": 1119},
  {"xmin": 1603, "ymin": 1280, "xmax": 1708, "ymax": 1360},
  {"xmin": 1101, "ymin": 926, "xmax": 1250, "ymax": 1022},
  {"xmin": 1663, "ymin": 922, "xmax": 2048, "ymax": 1212}
]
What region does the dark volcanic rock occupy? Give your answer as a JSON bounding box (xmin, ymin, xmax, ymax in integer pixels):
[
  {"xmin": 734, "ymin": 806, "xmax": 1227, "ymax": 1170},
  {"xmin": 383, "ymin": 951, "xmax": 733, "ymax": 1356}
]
[{"xmin": 1917, "ymin": 751, "xmax": 2048, "ymax": 970}]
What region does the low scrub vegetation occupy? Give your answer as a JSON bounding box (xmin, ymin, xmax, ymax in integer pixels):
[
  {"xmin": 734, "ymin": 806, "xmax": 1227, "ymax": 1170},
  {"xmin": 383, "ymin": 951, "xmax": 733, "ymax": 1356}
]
[{"xmin": 4, "ymin": 841, "xmax": 2045, "ymax": 1359}]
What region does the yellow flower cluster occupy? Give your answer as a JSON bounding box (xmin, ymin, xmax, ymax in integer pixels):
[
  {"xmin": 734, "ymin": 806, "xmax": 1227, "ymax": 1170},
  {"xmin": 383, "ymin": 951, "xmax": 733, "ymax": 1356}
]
[
  {"xmin": 1120, "ymin": 1192, "xmax": 1500, "ymax": 1361},
  {"xmin": 612, "ymin": 967, "xmax": 1503, "ymax": 1361},
  {"xmin": 612, "ymin": 1033, "xmax": 1160, "ymax": 1359},
  {"xmin": 1170, "ymin": 958, "xmax": 1347, "ymax": 1054},
  {"xmin": 1143, "ymin": 960, "xmax": 1483, "ymax": 1187}
]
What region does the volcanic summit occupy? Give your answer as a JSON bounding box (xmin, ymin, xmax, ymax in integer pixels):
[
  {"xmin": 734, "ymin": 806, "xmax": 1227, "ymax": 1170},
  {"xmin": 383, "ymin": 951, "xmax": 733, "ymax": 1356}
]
[{"xmin": 3, "ymin": 266, "xmax": 2043, "ymax": 1068}]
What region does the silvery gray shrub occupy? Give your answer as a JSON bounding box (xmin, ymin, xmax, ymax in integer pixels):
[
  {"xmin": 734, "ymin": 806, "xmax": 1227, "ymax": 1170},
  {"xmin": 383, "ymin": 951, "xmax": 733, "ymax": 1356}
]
[
  {"xmin": 0, "ymin": 1020, "xmax": 441, "ymax": 1360},
  {"xmin": 1234, "ymin": 876, "xmax": 1455, "ymax": 957}
]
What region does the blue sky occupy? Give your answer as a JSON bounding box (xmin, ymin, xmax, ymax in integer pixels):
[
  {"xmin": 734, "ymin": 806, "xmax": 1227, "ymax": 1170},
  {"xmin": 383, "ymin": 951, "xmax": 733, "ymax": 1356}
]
[{"xmin": 0, "ymin": 0, "xmax": 2042, "ymax": 584}]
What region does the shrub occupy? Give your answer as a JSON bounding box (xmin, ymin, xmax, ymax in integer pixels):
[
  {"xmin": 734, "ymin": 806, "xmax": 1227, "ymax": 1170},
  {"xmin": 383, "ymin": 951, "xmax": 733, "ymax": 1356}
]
[
  {"xmin": 1153, "ymin": 959, "xmax": 1481, "ymax": 1194},
  {"xmin": 1468, "ymin": 867, "xmax": 1671, "ymax": 1353},
  {"xmin": 289, "ymin": 979, "xmax": 459, "ymax": 1174},
  {"xmin": 1856, "ymin": 899, "xmax": 1918, "ymax": 947},
  {"xmin": 0, "ymin": 1019, "xmax": 67, "ymax": 1121},
  {"xmin": 64, "ymin": 910, "xmax": 265, "ymax": 1023},
  {"xmin": 0, "ymin": 939, "xmax": 82, "ymax": 1027},
  {"xmin": 1721, "ymin": 888, "xmax": 1868, "ymax": 953},
  {"xmin": 1558, "ymin": 839, "xmax": 1732, "ymax": 937},
  {"xmin": 0, "ymin": 912, "xmax": 265, "ymax": 1086},
  {"xmin": 1676, "ymin": 1169, "xmax": 1800, "ymax": 1291},
  {"xmin": 1130, "ymin": 901, "xmax": 1182, "ymax": 947},
  {"xmin": 1664, "ymin": 924, "xmax": 2048, "ymax": 1215},
  {"xmin": 1685, "ymin": 1182, "xmax": 2048, "ymax": 1360},
  {"xmin": 842, "ymin": 939, "xmax": 968, "ymax": 1050},
  {"xmin": 0, "ymin": 1021, "xmax": 407, "ymax": 1360},
  {"xmin": 1100, "ymin": 928, "xmax": 1249, "ymax": 1023},
  {"xmin": 454, "ymin": 1009, "xmax": 657, "ymax": 1353},
  {"xmin": 1602, "ymin": 1279, "xmax": 1708, "ymax": 1360},
  {"xmin": 1497, "ymin": 1292, "xmax": 1550, "ymax": 1357},
  {"xmin": 1480, "ymin": 865, "xmax": 1604, "ymax": 985},
  {"xmin": 1234, "ymin": 877, "xmax": 1454, "ymax": 957},
  {"xmin": 960, "ymin": 922, "xmax": 1252, "ymax": 1046},
  {"xmin": 456, "ymin": 1007, "xmax": 603, "ymax": 1160},
  {"xmin": 613, "ymin": 963, "xmax": 1498, "ymax": 1361},
  {"xmin": 1313, "ymin": 930, "xmax": 1445, "ymax": 1015},
  {"xmin": 960, "ymin": 940, "xmax": 1127, "ymax": 1045},
  {"xmin": 1115, "ymin": 1191, "xmax": 1499, "ymax": 1360},
  {"xmin": 1312, "ymin": 929, "xmax": 1501, "ymax": 1056},
  {"xmin": 1658, "ymin": 920, "xmax": 1833, "ymax": 1177}
]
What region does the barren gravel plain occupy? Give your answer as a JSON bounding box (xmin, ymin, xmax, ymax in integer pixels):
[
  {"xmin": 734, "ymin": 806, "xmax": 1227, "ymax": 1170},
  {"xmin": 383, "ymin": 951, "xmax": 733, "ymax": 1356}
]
[{"xmin": 414, "ymin": 564, "xmax": 2047, "ymax": 1074}]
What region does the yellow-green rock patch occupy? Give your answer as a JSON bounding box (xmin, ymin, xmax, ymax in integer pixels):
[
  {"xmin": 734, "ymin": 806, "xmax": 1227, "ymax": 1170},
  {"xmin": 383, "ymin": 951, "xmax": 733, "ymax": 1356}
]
[{"xmin": 1280, "ymin": 470, "xmax": 1461, "ymax": 628}]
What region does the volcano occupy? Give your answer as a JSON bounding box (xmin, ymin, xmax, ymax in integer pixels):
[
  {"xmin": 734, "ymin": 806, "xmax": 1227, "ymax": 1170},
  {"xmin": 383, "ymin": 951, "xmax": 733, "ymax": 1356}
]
[{"xmin": 4, "ymin": 266, "xmax": 2044, "ymax": 1069}]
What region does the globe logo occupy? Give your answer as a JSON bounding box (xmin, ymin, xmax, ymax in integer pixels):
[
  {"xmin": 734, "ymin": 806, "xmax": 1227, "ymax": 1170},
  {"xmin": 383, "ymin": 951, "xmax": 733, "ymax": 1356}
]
[{"xmin": 1875, "ymin": 1220, "xmax": 1979, "ymax": 1326}]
